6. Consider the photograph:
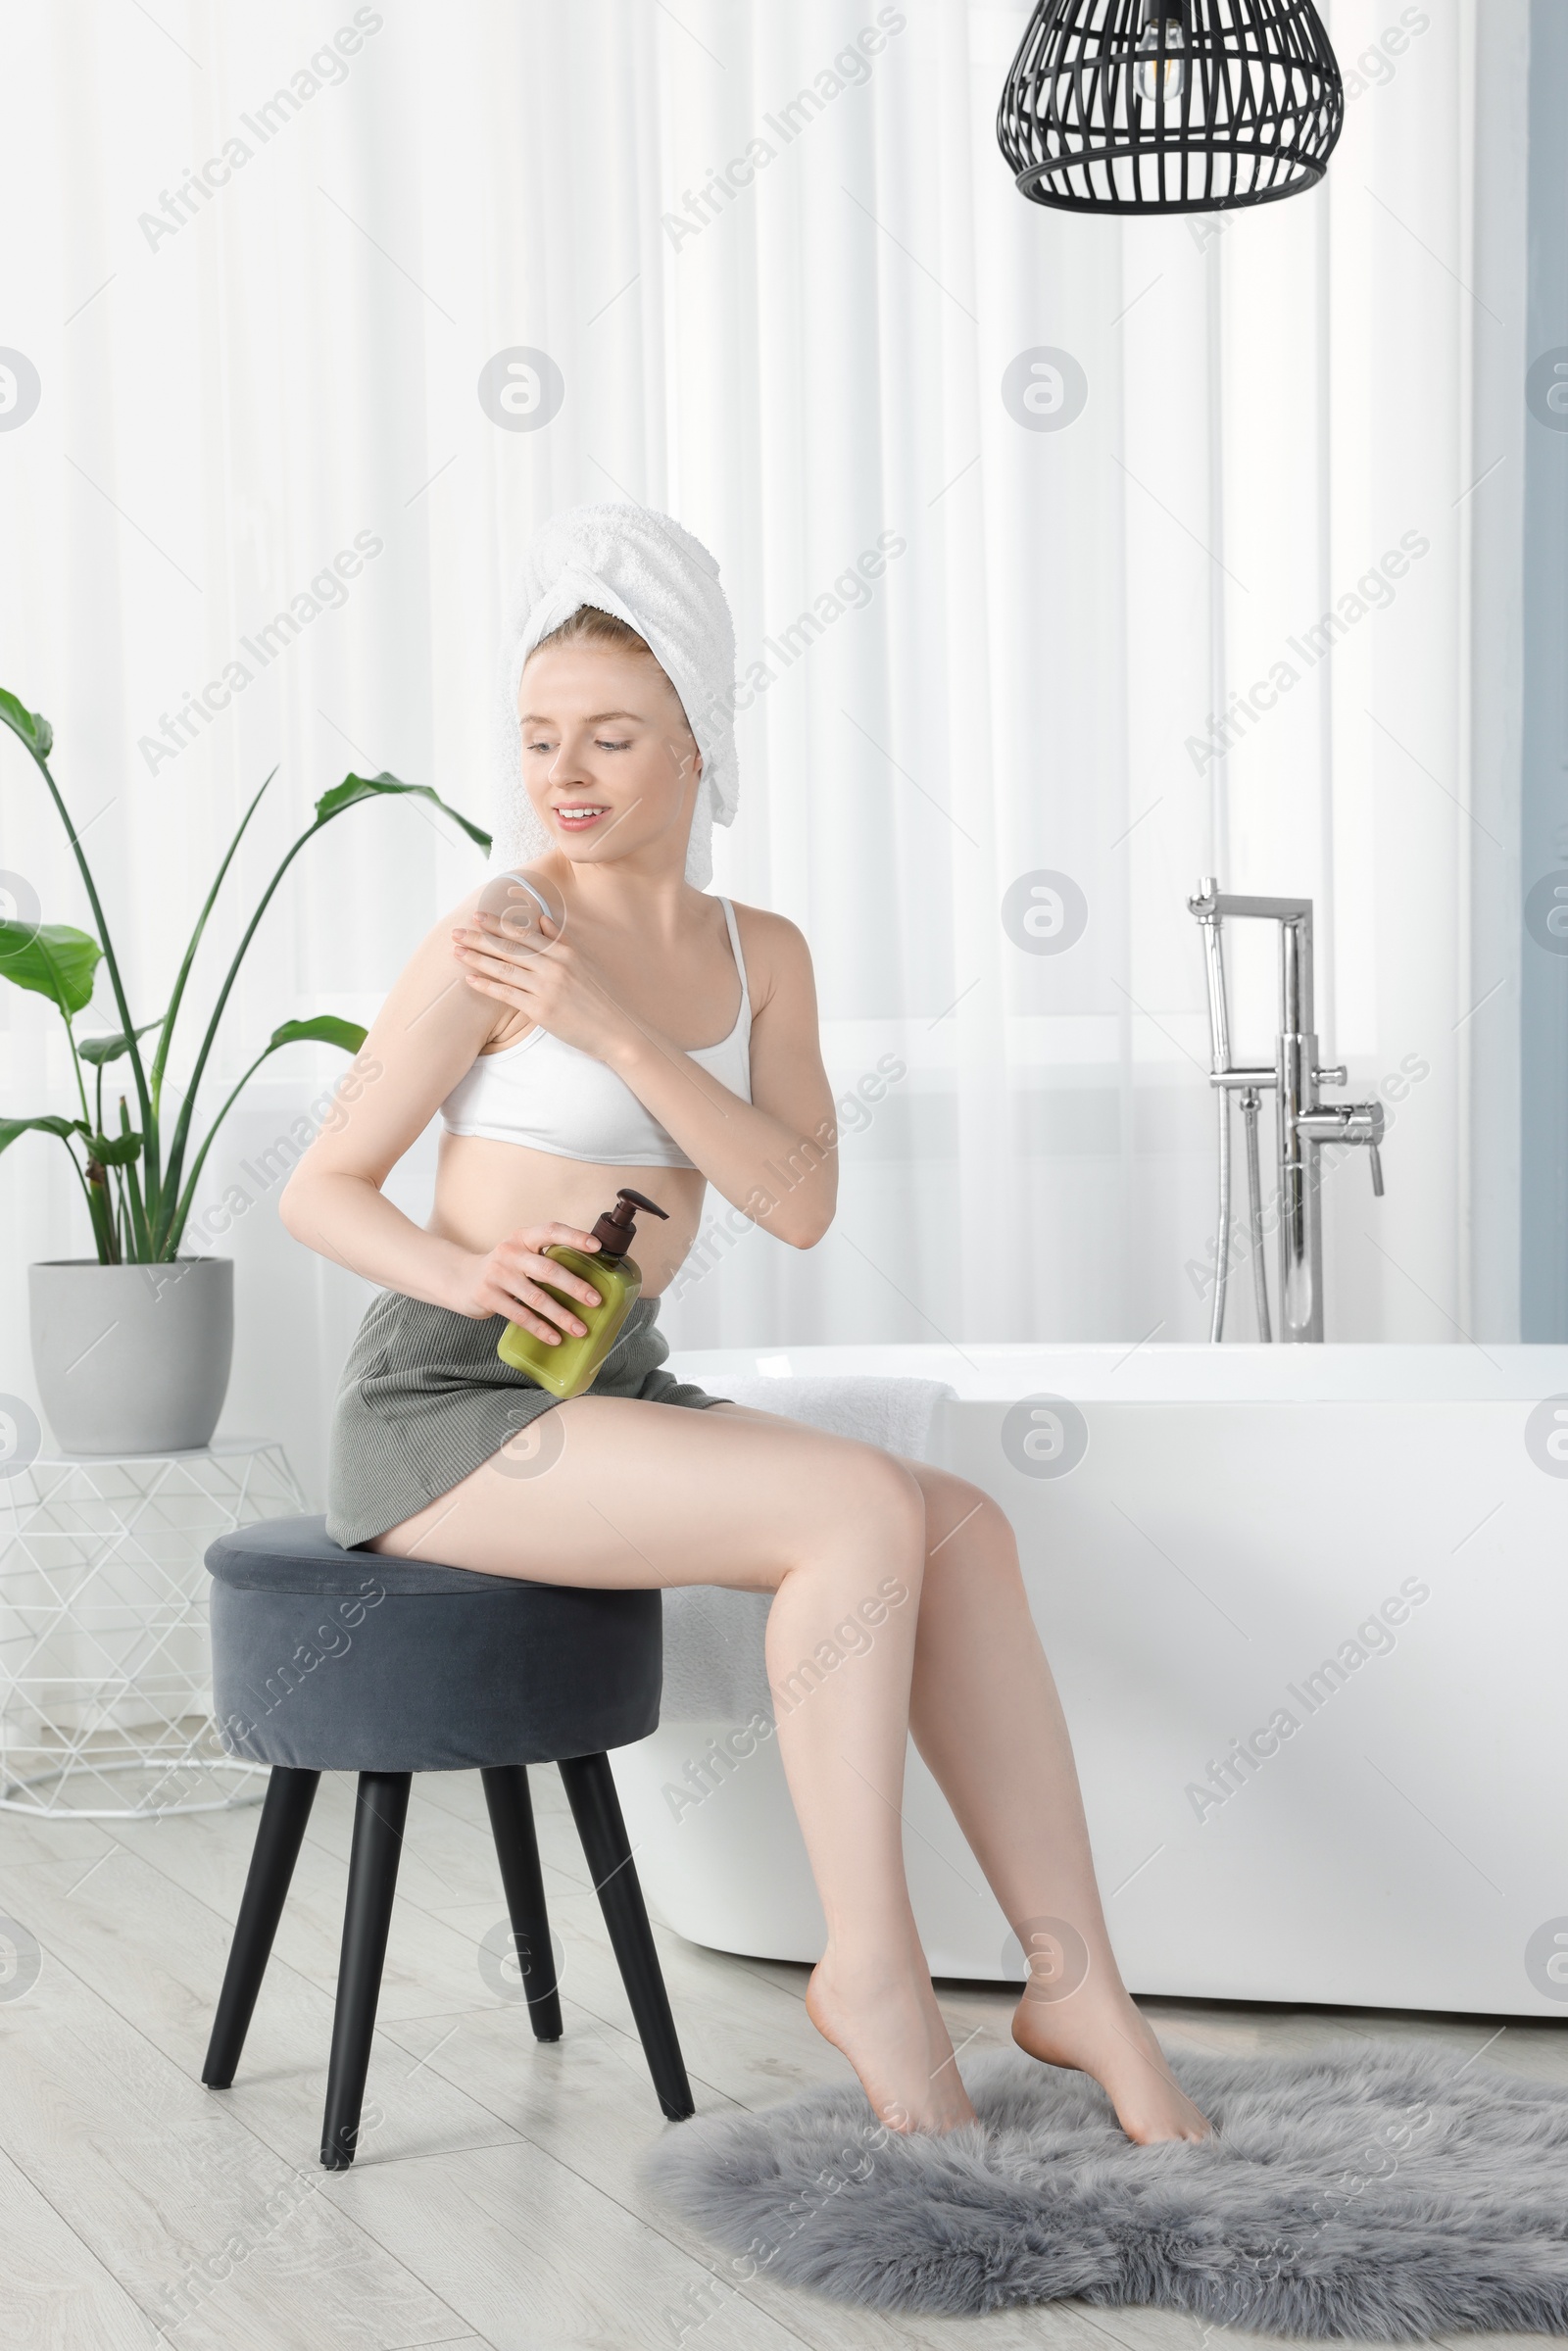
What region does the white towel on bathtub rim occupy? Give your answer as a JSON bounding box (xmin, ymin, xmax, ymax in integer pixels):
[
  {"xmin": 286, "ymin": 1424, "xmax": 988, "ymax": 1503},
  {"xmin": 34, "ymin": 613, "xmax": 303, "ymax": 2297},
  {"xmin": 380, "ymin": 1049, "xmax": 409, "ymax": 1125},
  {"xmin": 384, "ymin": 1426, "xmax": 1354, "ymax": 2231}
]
[{"xmin": 659, "ymin": 1376, "xmax": 957, "ymax": 1724}]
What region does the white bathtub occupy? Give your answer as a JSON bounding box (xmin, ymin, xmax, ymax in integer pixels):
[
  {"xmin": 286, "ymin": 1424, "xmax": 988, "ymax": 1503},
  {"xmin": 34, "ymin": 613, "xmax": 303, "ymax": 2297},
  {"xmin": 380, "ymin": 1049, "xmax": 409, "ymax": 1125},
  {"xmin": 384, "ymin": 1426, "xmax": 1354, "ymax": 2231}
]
[{"xmin": 611, "ymin": 1343, "xmax": 1568, "ymax": 2019}]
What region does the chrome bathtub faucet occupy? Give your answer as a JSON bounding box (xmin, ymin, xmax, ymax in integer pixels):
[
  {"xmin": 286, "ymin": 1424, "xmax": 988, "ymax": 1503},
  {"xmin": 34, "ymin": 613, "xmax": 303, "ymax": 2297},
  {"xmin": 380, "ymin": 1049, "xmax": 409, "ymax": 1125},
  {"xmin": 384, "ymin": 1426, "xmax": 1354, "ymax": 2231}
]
[{"xmin": 1187, "ymin": 878, "xmax": 1385, "ymax": 1346}]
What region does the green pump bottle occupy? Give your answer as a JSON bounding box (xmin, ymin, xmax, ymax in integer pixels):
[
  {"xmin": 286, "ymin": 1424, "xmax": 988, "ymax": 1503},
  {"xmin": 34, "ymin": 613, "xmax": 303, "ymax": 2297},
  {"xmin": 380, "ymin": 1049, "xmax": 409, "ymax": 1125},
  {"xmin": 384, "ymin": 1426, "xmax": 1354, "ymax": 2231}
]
[{"xmin": 496, "ymin": 1187, "xmax": 670, "ymax": 1400}]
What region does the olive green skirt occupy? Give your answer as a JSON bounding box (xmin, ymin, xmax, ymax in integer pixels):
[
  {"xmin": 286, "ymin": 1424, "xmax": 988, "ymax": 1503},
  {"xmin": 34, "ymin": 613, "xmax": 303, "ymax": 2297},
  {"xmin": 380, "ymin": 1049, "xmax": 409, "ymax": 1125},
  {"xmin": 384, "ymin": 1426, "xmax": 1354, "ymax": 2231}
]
[{"xmin": 324, "ymin": 1291, "xmax": 726, "ymax": 1550}]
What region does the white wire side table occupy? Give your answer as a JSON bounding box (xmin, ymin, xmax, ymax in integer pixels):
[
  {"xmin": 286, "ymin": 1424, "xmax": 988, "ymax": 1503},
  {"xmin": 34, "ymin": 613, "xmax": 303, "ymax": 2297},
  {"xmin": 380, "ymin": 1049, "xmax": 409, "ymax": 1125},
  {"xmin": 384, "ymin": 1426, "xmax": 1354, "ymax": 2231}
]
[{"xmin": 0, "ymin": 1439, "xmax": 304, "ymax": 1817}]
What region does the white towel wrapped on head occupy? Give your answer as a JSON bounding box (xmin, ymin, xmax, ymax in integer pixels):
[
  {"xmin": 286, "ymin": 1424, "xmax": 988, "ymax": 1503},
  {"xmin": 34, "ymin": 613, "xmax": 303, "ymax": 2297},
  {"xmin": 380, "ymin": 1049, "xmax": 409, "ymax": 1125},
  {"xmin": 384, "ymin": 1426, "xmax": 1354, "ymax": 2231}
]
[
  {"xmin": 494, "ymin": 502, "xmax": 738, "ymax": 889},
  {"xmin": 660, "ymin": 1377, "xmax": 957, "ymax": 1723}
]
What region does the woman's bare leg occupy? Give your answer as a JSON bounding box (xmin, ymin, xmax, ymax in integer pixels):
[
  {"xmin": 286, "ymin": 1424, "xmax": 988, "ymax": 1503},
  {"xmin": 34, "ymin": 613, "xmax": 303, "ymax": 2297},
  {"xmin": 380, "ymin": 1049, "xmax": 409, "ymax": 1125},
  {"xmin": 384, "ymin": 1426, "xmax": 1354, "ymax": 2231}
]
[
  {"xmin": 898, "ymin": 1458, "xmax": 1210, "ymax": 2144},
  {"xmin": 709, "ymin": 1413, "xmax": 1209, "ymax": 2141},
  {"xmin": 368, "ymin": 1396, "xmax": 976, "ymax": 2134}
]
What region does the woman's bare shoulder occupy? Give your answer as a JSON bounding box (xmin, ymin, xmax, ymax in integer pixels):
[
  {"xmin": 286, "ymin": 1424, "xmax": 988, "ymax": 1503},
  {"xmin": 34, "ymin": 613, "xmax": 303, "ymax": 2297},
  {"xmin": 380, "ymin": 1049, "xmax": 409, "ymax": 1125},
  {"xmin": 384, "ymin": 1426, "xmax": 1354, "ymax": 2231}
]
[
  {"xmin": 438, "ymin": 862, "xmax": 558, "ymax": 926},
  {"xmin": 724, "ymin": 897, "xmax": 810, "ymax": 959},
  {"xmin": 376, "ymin": 885, "xmax": 505, "ymax": 1050},
  {"xmin": 722, "ymin": 898, "xmax": 816, "ymax": 1019},
  {"xmin": 394, "ymin": 885, "xmax": 482, "ymax": 986}
]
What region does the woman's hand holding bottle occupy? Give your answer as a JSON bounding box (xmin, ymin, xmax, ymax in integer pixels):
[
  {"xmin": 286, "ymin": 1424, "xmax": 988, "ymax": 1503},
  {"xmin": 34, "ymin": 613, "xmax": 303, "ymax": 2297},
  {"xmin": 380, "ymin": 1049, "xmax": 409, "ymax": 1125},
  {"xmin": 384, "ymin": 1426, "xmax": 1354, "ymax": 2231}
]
[{"xmin": 451, "ymin": 1221, "xmax": 603, "ymax": 1343}]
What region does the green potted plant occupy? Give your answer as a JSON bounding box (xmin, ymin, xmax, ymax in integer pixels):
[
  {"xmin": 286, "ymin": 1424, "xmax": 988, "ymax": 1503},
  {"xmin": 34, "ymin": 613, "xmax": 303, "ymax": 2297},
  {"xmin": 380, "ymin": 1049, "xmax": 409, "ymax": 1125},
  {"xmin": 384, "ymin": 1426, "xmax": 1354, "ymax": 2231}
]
[{"xmin": 0, "ymin": 690, "xmax": 488, "ymax": 1453}]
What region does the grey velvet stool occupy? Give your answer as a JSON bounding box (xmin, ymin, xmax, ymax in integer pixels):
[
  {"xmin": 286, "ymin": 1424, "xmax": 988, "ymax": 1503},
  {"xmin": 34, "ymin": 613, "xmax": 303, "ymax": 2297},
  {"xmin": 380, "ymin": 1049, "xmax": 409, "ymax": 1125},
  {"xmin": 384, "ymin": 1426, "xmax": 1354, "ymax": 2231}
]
[{"xmin": 201, "ymin": 1513, "xmax": 693, "ymax": 2168}]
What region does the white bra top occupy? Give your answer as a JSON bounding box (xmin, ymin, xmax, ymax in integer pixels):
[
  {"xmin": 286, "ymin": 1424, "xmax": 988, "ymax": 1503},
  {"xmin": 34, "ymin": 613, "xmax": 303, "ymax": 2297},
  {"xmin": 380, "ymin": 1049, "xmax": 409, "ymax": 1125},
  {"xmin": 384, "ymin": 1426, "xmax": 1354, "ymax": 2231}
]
[{"xmin": 439, "ymin": 894, "xmax": 753, "ymax": 1170}]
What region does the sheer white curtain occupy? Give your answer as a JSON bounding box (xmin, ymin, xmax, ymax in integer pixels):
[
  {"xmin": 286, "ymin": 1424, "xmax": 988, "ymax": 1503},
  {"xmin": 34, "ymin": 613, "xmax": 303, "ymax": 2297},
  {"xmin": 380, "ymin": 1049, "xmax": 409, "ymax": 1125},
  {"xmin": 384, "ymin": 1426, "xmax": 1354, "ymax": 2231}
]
[{"xmin": 0, "ymin": 0, "xmax": 1527, "ymax": 1502}]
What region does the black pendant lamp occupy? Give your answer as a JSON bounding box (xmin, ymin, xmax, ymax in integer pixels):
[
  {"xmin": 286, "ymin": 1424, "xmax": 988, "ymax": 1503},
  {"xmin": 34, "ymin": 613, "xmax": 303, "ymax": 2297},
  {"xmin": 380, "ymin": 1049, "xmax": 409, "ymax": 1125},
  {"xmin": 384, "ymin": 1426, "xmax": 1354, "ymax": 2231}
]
[{"xmin": 997, "ymin": 0, "xmax": 1345, "ymax": 216}]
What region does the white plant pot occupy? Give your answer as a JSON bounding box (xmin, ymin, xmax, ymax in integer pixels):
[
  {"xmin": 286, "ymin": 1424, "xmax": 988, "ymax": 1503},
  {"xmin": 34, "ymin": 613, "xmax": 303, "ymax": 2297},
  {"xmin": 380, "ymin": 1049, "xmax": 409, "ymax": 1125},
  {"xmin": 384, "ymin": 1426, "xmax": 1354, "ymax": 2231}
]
[{"xmin": 28, "ymin": 1258, "xmax": 234, "ymax": 1455}]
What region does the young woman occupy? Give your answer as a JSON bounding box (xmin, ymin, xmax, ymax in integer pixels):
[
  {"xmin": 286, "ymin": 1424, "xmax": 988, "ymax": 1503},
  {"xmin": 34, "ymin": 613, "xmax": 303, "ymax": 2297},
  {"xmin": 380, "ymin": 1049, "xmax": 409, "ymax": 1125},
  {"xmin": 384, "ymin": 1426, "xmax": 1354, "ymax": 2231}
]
[{"xmin": 281, "ymin": 505, "xmax": 1209, "ymax": 2146}]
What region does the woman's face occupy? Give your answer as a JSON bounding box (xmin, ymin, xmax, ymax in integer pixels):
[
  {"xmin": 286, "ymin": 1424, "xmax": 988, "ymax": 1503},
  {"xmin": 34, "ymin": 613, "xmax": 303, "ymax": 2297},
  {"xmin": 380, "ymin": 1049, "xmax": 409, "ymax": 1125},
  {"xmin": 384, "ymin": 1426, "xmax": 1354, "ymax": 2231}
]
[{"xmin": 517, "ymin": 641, "xmax": 701, "ymax": 869}]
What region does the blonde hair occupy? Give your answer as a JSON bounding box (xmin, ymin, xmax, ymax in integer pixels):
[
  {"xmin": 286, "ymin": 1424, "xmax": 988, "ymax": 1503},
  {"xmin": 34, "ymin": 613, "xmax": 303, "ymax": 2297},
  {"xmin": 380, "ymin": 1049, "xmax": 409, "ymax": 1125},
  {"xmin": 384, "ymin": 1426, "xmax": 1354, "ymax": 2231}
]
[{"xmin": 530, "ymin": 603, "xmax": 648, "ymax": 662}]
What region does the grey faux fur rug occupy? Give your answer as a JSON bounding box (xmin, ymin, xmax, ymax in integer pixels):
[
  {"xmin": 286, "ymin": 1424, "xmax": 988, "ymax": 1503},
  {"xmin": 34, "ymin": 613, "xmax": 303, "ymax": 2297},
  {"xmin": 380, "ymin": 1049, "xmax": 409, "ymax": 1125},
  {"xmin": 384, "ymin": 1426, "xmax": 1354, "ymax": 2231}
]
[{"xmin": 643, "ymin": 2043, "xmax": 1568, "ymax": 2334}]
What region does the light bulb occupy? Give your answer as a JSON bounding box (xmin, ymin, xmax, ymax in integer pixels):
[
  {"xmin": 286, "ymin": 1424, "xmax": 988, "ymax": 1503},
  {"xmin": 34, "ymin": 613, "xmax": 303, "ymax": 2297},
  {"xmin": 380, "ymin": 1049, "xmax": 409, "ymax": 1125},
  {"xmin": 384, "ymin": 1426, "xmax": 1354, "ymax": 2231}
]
[{"xmin": 1135, "ymin": 18, "xmax": 1186, "ymax": 106}]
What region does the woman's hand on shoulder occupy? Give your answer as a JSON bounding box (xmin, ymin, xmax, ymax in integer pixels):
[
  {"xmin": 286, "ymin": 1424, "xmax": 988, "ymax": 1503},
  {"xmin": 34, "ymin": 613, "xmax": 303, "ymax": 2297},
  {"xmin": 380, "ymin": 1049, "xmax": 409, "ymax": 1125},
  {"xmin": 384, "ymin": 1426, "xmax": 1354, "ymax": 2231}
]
[{"xmin": 451, "ymin": 886, "xmax": 634, "ymax": 1064}]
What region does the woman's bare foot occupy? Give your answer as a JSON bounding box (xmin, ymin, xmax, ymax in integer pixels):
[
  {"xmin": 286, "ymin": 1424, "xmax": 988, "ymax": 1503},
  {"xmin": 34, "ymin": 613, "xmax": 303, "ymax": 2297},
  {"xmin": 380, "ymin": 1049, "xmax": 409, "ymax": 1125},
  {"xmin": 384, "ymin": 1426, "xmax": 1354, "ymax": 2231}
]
[
  {"xmin": 1011, "ymin": 1977, "xmax": 1211, "ymax": 2145},
  {"xmin": 807, "ymin": 1951, "xmax": 978, "ymax": 2135}
]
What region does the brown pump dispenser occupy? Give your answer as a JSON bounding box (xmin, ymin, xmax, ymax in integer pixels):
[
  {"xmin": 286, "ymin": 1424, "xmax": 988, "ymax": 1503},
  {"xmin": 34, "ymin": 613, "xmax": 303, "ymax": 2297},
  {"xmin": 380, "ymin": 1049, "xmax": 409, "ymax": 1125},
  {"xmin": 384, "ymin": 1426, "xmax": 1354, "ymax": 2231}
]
[{"xmin": 590, "ymin": 1187, "xmax": 670, "ymax": 1258}]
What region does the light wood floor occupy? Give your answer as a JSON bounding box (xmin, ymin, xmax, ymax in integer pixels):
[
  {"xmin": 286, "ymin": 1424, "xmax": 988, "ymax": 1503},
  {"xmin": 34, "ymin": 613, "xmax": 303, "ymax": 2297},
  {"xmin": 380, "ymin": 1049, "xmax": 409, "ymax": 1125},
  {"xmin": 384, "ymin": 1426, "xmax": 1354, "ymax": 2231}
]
[{"xmin": 1, "ymin": 1766, "xmax": 1564, "ymax": 2351}]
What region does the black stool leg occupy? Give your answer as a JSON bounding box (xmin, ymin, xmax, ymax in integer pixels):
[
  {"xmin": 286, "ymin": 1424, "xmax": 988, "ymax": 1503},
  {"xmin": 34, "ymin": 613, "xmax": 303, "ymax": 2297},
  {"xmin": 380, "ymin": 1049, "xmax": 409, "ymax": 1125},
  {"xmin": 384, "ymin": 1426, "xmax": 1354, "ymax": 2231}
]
[
  {"xmin": 320, "ymin": 1771, "xmax": 411, "ymax": 2170},
  {"xmin": 203, "ymin": 1767, "xmax": 320, "ymax": 2088},
  {"xmin": 481, "ymin": 1766, "xmax": 564, "ymax": 2040},
  {"xmin": 558, "ymin": 1752, "xmax": 694, "ymax": 2121}
]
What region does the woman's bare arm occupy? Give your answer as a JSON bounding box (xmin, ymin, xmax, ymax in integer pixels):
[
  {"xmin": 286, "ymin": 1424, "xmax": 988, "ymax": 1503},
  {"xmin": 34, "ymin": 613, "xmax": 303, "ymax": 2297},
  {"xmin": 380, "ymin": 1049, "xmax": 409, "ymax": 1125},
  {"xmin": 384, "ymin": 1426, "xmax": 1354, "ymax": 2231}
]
[
  {"xmin": 278, "ymin": 902, "xmax": 607, "ymax": 1338},
  {"xmin": 453, "ymin": 902, "xmax": 839, "ymax": 1248},
  {"xmin": 614, "ymin": 911, "xmax": 838, "ymax": 1246}
]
